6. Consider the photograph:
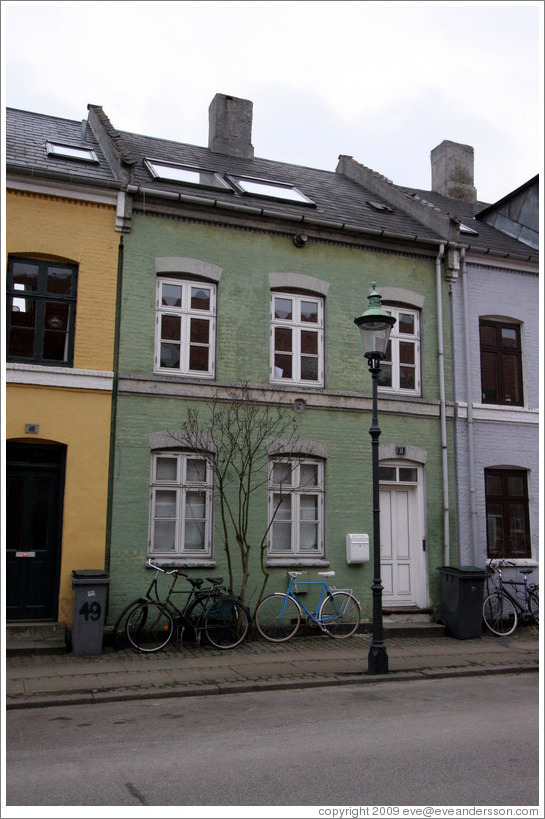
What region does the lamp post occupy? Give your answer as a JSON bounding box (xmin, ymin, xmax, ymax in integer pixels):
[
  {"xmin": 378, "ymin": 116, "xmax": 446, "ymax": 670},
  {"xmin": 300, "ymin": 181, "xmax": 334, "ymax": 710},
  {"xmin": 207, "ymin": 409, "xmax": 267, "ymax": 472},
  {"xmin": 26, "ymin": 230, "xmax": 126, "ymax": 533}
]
[{"xmin": 354, "ymin": 282, "xmax": 396, "ymax": 675}]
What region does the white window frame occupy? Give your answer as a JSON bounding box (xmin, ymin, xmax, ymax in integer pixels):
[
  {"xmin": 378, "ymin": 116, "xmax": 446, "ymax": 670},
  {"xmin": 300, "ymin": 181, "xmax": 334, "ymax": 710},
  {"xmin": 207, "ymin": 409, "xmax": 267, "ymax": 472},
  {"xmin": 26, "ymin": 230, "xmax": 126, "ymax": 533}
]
[
  {"xmin": 46, "ymin": 142, "xmax": 99, "ymax": 163},
  {"xmin": 149, "ymin": 452, "xmax": 214, "ymax": 559},
  {"xmin": 270, "ymin": 292, "xmax": 324, "ymax": 387},
  {"xmin": 155, "ymin": 277, "xmax": 216, "ymax": 378},
  {"xmin": 379, "ymin": 306, "xmax": 421, "ymax": 395},
  {"xmin": 268, "ymin": 458, "xmax": 325, "ymax": 558}
]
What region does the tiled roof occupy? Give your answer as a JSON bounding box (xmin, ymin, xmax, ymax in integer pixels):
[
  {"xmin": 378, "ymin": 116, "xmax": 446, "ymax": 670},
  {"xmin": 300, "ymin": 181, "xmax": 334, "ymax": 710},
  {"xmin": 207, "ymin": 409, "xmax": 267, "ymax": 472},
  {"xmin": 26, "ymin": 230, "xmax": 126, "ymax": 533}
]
[
  {"xmin": 6, "ymin": 108, "xmax": 120, "ymax": 188},
  {"xmin": 106, "ymin": 127, "xmax": 445, "ymax": 244},
  {"xmin": 403, "ymin": 187, "xmax": 538, "ymax": 263}
]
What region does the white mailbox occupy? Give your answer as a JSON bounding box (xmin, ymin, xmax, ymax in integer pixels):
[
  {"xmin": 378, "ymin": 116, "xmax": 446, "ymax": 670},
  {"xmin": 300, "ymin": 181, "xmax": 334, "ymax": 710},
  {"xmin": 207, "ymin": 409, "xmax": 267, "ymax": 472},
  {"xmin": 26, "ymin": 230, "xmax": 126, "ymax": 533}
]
[{"xmin": 346, "ymin": 533, "xmax": 370, "ymax": 564}]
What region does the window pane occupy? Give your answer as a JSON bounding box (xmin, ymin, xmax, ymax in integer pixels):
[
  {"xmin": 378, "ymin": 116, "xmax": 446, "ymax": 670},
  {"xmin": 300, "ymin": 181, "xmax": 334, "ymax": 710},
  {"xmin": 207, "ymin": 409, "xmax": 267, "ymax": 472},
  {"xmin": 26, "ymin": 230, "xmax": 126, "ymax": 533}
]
[
  {"xmin": 399, "ymin": 468, "xmax": 418, "ymax": 482},
  {"xmin": 507, "ymin": 475, "xmax": 525, "ymax": 497},
  {"xmin": 399, "ymin": 342, "xmax": 415, "ymax": 365},
  {"xmin": 12, "ymin": 262, "xmax": 39, "ymax": 291},
  {"xmin": 399, "ymin": 366, "xmax": 416, "ymax": 390},
  {"xmin": 379, "ymin": 467, "xmax": 396, "ymax": 481},
  {"xmin": 189, "ymin": 345, "xmax": 209, "ymax": 372},
  {"xmin": 272, "ymin": 463, "xmax": 292, "ymax": 486},
  {"xmin": 47, "ymin": 267, "xmax": 73, "ymax": 295},
  {"xmin": 487, "ymin": 503, "xmax": 504, "ymax": 553},
  {"xmin": 501, "ymin": 327, "xmax": 518, "ymax": 348},
  {"xmin": 378, "ymin": 363, "xmax": 392, "ymax": 387},
  {"xmin": 160, "ymin": 342, "xmax": 181, "ymax": 369},
  {"xmin": 162, "ymin": 284, "xmax": 182, "ymax": 307},
  {"xmin": 300, "ymin": 464, "xmax": 318, "ymax": 488},
  {"xmin": 481, "ymin": 352, "xmax": 498, "ymax": 402},
  {"xmin": 43, "ymin": 330, "xmax": 68, "ymax": 361},
  {"xmin": 275, "ymin": 327, "xmax": 292, "ymax": 352},
  {"xmin": 191, "ymin": 287, "xmax": 210, "ymax": 311},
  {"xmin": 502, "ymin": 355, "xmax": 521, "ymax": 403},
  {"xmin": 274, "ymin": 494, "xmax": 292, "ymax": 520},
  {"xmin": 486, "ymin": 474, "xmax": 502, "ymax": 496},
  {"xmin": 184, "ymin": 521, "xmax": 205, "ymax": 550},
  {"xmin": 300, "ymin": 495, "xmax": 318, "ymax": 521},
  {"xmin": 398, "ymin": 313, "xmax": 415, "ymax": 334},
  {"xmin": 272, "ymin": 522, "xmax": 292, "ymax": 550},
  {"xmin": 300, "ymin": 523, "xmax": 318, "ymax": 550},
  {"xmin": 274, "ymin": 297, "xmax": 292, "ymax": 320},
  {"xmin": 187, "ymin": 459, "xmax": 207, "ymax": 483},
  {"xmin": 154, "ymin": 521, "xmax": 176, "ymax": 551},
  {"xmin": 156, "ymin": 457, "xmax": 178, "ymax": 481},
  {"xmin": 509, "ymin": 503, "xmax": 528, "ymax": 553},
  {"xmin": 274, "ymin": 354, "xmax": 292, "ymax": 379},
  {"xmin": 190, "ymin": 318, "xmax": 209, "ymax": 344},
  {"xmin": 301, "ymin": 330, "xmax": 317, "ymax": 354},
  {"xmin": 480, "ymin": 324, "xmax": 496, "ymax": 346},
  {"xmin": 155, "ymin": 490, "xmax": 177, "ymax": 518},
  {"xmin": 301, "ymin": 356, "xmax": 318, "ymax": 381},
  {"xmin": 161, "ymin": 315, "xmax": 181, "ymax": 340},
  {"xmin": 45, "ymin": 302, "xmax": 69, "ymax": 331},
  {"xmin": 185, "ymin": 491, "xmax": 206, "ymax": 520},
  {"xmin": 300, "ymin": 301, "xmax": 318, "ymax": 323}
]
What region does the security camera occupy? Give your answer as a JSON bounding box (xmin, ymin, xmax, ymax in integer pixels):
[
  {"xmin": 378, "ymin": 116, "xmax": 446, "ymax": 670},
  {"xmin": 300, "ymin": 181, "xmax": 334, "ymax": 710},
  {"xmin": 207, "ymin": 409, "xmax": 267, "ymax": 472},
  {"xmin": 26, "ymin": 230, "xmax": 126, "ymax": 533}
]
[{"xmin": 293, "ymin": 233, "xmax": 308, "ymax": 248}]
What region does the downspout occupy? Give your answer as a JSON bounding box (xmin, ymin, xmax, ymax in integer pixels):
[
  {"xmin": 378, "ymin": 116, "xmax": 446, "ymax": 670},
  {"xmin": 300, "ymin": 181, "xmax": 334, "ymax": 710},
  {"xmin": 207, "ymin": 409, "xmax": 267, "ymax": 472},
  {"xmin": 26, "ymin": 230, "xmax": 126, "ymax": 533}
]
[
  {"xmin": 461, "ymin": 247, "xmax": 478, "ymax": 561},
  {"xmin": 449, "ymin": 280, "xmax": 461, "ymax": 564},
  {"xmin": 436, "ymin": 243, "xmax": 450, "ymax": 565}
]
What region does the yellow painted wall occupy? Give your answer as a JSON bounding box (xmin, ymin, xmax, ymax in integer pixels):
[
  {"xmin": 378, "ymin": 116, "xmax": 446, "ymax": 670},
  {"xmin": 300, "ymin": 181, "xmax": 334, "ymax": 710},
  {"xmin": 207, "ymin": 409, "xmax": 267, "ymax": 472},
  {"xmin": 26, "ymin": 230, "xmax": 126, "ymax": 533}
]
[
  {"xmin": 6, "ymin": 190, "xmax": 119, "ymax": 625},
  {"xmin": 6, "ymin": 190, "xmax": 119, "ymax": 371}
]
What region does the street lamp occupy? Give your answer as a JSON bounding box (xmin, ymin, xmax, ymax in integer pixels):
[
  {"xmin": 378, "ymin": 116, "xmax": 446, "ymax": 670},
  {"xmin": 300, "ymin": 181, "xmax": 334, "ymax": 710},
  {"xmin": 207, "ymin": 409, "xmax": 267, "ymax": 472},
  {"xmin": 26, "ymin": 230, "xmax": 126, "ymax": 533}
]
[{"xmin": 354, "ymin": 282, "xmax": 396, "ymax": 675}]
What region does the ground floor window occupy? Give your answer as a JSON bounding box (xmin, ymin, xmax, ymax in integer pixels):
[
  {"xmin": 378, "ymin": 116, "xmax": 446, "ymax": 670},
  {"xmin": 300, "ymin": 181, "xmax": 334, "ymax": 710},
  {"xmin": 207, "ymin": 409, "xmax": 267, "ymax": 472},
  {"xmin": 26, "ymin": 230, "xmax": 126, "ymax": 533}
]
[
  {"xmin": 149, "ymin": 452, "xmax": 213, "ymax": 558},
  {"xmin": 485, "ymin": 468, "xmax": 531, "ymax": 559},
  {"xmin": 268, "ymin": 458, "xmax": 324, "ymax": 558}
]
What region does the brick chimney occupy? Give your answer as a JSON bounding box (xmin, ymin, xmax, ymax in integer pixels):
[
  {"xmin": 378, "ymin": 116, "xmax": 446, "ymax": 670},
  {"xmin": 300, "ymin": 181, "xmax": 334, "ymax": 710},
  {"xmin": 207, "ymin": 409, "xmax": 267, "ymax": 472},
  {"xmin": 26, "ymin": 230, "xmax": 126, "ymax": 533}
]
[
  {"xmin": 431, "ymin": 140, "xmax": 477, "ymax": 202},
  {"xmin": 208, "ymin": 93, "xmax": 254, "ymax": 159}
]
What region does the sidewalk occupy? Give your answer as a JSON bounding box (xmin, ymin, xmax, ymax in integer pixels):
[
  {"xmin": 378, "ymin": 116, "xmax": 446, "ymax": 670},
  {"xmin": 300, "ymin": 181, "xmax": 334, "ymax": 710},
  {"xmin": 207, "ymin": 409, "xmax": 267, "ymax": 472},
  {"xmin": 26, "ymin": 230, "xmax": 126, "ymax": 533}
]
[{"xmin": 5, "ymin": 627, "xmax": 540, "ymax": 711}]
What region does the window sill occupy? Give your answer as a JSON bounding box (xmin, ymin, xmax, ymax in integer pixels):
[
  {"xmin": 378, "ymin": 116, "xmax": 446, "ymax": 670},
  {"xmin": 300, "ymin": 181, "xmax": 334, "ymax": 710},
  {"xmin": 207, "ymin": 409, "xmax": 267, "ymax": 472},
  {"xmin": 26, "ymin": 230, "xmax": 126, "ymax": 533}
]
[
  {"xmin": 266, "ymin": 557, "xmax": 330, "ymax": 568},
  {"xmin": 146, "ymin": 557, "xmax": 216, "ymax": 569}
]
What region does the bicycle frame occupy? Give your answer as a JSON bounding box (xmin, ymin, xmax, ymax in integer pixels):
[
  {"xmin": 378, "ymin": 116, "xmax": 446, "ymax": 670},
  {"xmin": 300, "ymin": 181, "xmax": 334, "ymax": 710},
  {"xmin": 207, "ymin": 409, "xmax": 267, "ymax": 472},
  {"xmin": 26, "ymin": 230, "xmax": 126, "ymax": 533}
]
[{"xmin": 280, "ymin": 575, "xmax": 352, "ymax": 627}]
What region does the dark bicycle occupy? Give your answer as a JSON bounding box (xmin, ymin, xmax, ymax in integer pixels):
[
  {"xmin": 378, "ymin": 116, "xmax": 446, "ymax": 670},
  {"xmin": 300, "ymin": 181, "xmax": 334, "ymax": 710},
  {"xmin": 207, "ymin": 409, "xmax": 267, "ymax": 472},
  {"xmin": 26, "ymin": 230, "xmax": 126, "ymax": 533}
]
[
  {"xmin": 112, "ymin": 560, "xmax": 250, "ymax": 652},
  {"xmin": 482, "ymin": 561, "xmax": 539, "ymax": 636}
]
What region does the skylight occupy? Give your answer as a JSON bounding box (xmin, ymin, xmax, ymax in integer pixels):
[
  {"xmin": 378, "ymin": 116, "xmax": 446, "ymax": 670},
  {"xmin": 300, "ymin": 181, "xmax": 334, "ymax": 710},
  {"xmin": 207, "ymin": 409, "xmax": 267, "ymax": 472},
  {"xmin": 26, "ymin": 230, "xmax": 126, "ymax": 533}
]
[
  {"xmin": 460, "ymin": 223, "xmax": 479, "ymax": 235},
  {"xmin": 227, "ymin": 175, "xmax": 315, "ymax": 205},
  {"xmin": 46, "ymin": 142, "xmax": 98, "ymax": 162},
  {"xmin": 145, "ymin": 159, "xmax": 231, "ymax": 190}
]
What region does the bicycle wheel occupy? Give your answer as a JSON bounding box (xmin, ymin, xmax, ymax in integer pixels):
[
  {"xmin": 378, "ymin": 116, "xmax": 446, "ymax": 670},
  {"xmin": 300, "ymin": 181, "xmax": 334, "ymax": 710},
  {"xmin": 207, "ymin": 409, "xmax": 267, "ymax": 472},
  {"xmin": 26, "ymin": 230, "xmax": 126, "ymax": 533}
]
[
  {"xmin": 203, "ymin": 597, "xmax": 250, "ymax": 649},
  {"xmin": 482, "ymin": 592, "xmax": 517, "ymax": 636},
  {"xmin": 125, "ymin": 601, "xmax": 174, "ymax": 652},
  {"xmin": 255, "ymin": 593, "xmax": 301, "ymax": 643},
  {"xmin": 529, "ymin": 589, "xmax": 539, "ymax": 625},
  {"xmin": 319, "ymin": 591, "xmax": 361, "ymax": 638},
  {"xmin": 111, "ymin": 599, "xmax": 148, "ymax": 650}
]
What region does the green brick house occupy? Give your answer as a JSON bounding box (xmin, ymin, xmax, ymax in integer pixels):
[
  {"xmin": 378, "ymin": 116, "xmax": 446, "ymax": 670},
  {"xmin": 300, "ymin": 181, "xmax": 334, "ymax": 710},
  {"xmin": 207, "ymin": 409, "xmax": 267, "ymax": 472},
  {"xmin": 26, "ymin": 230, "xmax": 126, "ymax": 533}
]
[{"xmin": 88, "ymin": 94, "xmax": 462, "ymax": 625}]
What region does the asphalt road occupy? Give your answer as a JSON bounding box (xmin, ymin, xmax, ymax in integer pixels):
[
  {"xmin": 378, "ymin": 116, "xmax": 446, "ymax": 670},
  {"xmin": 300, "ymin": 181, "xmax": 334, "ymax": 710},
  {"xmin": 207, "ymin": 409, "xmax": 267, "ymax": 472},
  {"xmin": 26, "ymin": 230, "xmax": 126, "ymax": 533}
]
[{"xmin": 5, "ymin": 674, "xmax": 540, "ymax": 811}]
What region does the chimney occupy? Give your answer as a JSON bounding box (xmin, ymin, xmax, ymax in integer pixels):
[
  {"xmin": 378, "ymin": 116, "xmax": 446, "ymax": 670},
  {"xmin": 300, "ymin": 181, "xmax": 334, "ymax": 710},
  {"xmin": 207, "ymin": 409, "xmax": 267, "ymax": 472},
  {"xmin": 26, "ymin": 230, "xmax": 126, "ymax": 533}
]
[
  {"xmin": 208, "ymin": 93, "xmax": 254, "ymax": 159},
  {"xmin": 431, "ymin": 140, "xmax": 477, "ymax": 203}
]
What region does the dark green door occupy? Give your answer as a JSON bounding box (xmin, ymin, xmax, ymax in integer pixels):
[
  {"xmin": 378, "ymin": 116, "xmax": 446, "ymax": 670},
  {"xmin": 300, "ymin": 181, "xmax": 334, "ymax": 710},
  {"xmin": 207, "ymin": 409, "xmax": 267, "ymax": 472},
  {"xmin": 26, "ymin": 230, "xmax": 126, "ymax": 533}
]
[{"xmin": 6, "ymin": 443, "xmax": 65, "ymax": 621}]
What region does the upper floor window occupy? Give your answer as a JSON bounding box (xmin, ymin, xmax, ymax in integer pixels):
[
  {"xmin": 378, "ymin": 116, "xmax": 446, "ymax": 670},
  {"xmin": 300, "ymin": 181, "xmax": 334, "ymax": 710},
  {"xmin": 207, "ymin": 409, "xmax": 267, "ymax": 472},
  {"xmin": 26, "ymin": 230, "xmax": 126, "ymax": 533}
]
[
  {"xmin": 378, "ymin": 306, "xmax": 420, "ymax": 394},
  {"xmin": 149, "ymin": 452, "xmax": 213, "ymax": 559},
  {"xmin": 485, "ymin": 468, "xmax": 530, "ymax": 559},
  {"xmin": 46, "ymin": 142, "xmax": 98, "ymax": 163},
  {"xmin": 268, "ymin": 458, "xmax": 325, "ymax": 558},
  {"xmin": 6, "ymin": 256, "xmax": 78, "ymax": 366},
  {"xmin": 155, "ymin": 278, "xmax": 216, "ymax": 377},
  {"xmin": 270, "ymin": 292, "xmax": 324, "ymax": 387},
  {"xmin": 479, "ymin": 320, "xmax": 523, "ymax": 405}
]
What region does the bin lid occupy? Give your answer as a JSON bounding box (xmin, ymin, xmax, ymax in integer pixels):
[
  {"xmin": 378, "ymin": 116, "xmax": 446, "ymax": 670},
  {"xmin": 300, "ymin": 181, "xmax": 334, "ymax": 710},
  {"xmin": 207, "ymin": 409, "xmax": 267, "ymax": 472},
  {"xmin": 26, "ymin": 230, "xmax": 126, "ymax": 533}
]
[
  {"xmin": 71, "ymin": 570, "xmax": 109, "ymax": 578},
  {"xmin": 437, "ymin": 565, "xmax": 486, "ymax": 576}
]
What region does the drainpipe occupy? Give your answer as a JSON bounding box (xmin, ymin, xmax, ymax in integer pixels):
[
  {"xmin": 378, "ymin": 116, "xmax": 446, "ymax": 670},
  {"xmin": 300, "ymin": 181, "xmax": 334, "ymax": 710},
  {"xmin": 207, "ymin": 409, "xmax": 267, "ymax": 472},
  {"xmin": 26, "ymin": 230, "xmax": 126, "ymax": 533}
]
[
  {"xmin": 460, "ymin": 248, "xmax": 478, "ymax": 561},
  {"xmin": 436, "ymin": 243, "xmax": 450, "ymax": 565}
]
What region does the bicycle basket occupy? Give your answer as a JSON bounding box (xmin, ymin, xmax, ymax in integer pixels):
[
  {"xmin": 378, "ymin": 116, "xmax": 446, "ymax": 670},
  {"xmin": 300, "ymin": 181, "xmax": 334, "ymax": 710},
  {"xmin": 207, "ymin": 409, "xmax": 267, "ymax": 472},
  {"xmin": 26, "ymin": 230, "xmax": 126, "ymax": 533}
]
[{"xmin": 206, "ymin": 597, "xmax": 236, "ymax": 621}]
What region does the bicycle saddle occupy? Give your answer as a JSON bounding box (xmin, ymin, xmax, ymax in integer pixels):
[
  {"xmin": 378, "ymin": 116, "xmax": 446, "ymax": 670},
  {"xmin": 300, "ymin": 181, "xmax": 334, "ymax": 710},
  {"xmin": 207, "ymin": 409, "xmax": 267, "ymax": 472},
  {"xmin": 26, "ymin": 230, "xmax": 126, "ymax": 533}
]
[
  {"xmin": 519, "ymin": 569, "xmax": 533, "ymax": 575},
  {"xmin": 187, "ymin": 577, "xmax": 204, "ymax": 589},
  {"xmin": 318, "ymin": 571, "xmax": 335, "ymax": 577},
  {"xmin": 206, "ymin": 577, "xmax": 223, "ymax": 585}
]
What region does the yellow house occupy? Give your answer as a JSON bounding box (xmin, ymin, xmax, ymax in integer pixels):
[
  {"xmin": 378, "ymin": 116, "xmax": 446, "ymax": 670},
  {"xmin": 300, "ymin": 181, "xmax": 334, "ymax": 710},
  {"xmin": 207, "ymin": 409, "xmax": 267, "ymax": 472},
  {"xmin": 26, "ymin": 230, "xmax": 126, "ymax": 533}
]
[{"xmin": 5, "ymin": 107, "xmax": 128, "ymax": 627}]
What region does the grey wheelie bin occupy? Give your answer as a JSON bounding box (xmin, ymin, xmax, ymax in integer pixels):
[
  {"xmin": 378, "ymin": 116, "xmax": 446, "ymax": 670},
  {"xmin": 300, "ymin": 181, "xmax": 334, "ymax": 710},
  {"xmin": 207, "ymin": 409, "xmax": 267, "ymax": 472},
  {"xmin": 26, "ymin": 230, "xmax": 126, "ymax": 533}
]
[
  {"xmin": 71, "ymin": 570, "xmax": 110, "ymax": 656},
  {"xmin": 437, "ymin": 565, "xmax": 487, "ymax": 639}
]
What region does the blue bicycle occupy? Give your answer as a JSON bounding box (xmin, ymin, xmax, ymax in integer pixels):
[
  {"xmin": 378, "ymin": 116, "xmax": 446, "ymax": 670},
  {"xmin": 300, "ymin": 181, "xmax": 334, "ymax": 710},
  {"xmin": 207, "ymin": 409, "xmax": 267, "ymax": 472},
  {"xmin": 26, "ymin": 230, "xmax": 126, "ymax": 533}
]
[{"xmin": 255, "ymin": 571, "xmax": 361, "ymax": 642}]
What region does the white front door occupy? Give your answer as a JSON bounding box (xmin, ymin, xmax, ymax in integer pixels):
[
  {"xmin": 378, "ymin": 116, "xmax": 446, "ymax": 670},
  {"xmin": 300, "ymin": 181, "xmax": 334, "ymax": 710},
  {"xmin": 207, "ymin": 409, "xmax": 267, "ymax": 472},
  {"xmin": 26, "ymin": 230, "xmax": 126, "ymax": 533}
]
[{"xmin": 380, "ymin": 484, "xmax": 422, "ymax": 607}]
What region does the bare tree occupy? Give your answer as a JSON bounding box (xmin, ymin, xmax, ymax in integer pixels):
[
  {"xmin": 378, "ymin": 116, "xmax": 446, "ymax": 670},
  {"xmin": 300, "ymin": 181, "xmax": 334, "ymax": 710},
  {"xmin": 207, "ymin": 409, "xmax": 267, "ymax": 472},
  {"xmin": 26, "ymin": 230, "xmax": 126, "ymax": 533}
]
[{"xmin": 173, "ymin": 384, "xmax": 304, "ymax": 606}]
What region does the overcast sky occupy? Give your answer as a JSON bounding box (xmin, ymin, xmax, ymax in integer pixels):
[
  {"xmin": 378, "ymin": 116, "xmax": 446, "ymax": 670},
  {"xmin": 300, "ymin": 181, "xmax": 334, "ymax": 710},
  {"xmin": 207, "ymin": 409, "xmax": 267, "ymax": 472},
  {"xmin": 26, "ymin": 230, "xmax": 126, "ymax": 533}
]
[{"xmin": 2, "ymin": 0, "xmax": 543, "ymax": 204}]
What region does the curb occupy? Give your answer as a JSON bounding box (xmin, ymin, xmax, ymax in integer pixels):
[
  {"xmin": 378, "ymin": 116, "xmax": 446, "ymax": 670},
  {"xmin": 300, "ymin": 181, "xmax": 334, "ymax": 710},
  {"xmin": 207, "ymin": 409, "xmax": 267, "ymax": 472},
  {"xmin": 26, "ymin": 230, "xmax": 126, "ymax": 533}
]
[{"xmin": 5, "ymin": 663, "xmax": 538, "ymax": 711}]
